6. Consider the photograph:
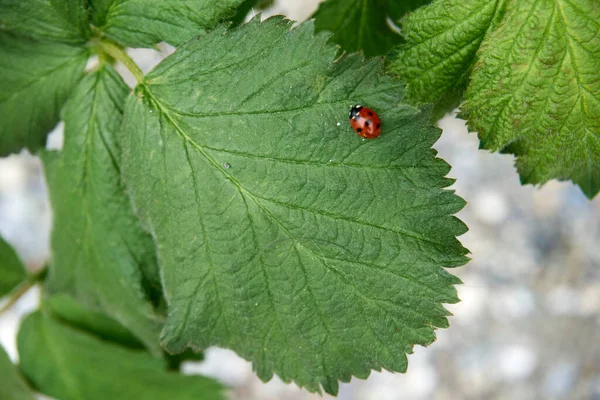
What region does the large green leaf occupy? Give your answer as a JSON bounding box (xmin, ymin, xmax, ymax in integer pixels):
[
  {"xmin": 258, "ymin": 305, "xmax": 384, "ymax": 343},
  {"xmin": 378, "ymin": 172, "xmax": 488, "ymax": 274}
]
[
  {"xmin": 89, "ymin": 0, "xmax": 245, "ymax": 48},
  {"xmin": 122, "ymin": 17, "xmax": 467, "ymax": 394},
  {"xmin": 462, "ymin": 0, "xmax": 600, "ymax": 198},
  {"xmin": 0, "ymin": 0, "xmax": 90, "ymax": 44},
  {"xmin": 0, "ymin": 235, "xmax": 27, "ymax": 298},
  {"xmin": 42, "ymin": 65, "xmax": 163, "ymax": 355},
  {"xmin": 0, "ymin": 33, "xmax": 88, "ymax": 156},
  {"xmin": 0, "ymin": 345, "xmax": 34, "ymax": 400},
  {"xmin": 389, "ymin": 0, "xmax": 507, "ymax": 106},
  {"xmin": 313, "ymin": 0, "xmax": 432, "ymax": 57},
  {"xmin": 17, "ymin": 312, "xmax": 224, "ymax": 400}
]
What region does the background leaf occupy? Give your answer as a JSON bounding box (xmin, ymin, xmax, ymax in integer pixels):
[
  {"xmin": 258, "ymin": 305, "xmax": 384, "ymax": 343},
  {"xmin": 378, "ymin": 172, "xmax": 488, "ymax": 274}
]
[
  {"xmin": 42, "ymin": 65, "xmax": 163, "ymax": 355},
  {"xmin": 462, "ymin": 0, "xmax": 600, "ymax": 198},
  {"xmin": 391, "ymin": 0, "xmax": 600, "ymax": 197},
  {"xmin": 0, "ymin": 33, "xmax": 88, "ymax": 156},
  {"xmin": 0, "ymin": 345, "xmax": 34, "ymax": 400},
  {"xmin": 0, "ymin": 0, "xmax": 90, "ymax": 44},
  {"xmin": 17, "ymin": 312, "xmax": 225, "ymax": 400},
  {"xmin": 0, "ymin": 235, "xmax": 27, "ymax": 298},
  {"xmin": 313, "ymin": 0, "xmax": 431, "ymax": 57},
  {"xmin": 89, "ymin": 0, "xmax": 245, "ymax": 47},
  {"xmin": 46, "ymin": 294, "xmax": 145, "ymax": 349},
  {"xmin": 389, "ymin": 0, "xmax": 507, "ymax": 106},
  {"xmin": 122, "ymin": 18, "xmax": 467, "ymax": 394}
]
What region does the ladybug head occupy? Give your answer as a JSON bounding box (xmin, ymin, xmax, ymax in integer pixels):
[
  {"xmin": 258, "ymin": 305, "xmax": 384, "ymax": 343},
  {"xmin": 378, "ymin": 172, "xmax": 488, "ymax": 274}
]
[{"xmin": 348, "ymin": 104, "xmax": 363, "ymax": 120}]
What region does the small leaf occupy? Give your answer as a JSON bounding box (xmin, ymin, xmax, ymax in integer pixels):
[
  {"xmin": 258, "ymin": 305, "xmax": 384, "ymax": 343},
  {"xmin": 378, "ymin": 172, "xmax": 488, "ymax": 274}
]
[
  {"xmin": 46, "ymin": 295, "xmax": 145, "ymax": 349},
  {"xmin": 17, "ymin": 312, "xmax": 225, "ymax": 400},
  {"xmin": 462, "ymin": 0, "xmax": 600, "ymax": 198},
  {"xmin": 389, "ymin": 0, "xmax": 507, "ymax": 106},
  {"xmin": 42, "ymin": 65, "xmax": 163, "ymax": 355},
  {"xmin": 0, "ymin": 345, "xmax": 34, "ymax": 400},
  {"xmin": 123, "ymin": 17, "xmax": 467, "ymax": 394},
  {"xmin": 0, "ymin": 0, "xmax": 90, "ymax": 44},
  {"xmin": 0, "ymin": 33, "xmax": 88, "ymax": 156},
  {"xmin": 89, "ymin": 0, "xmax": 245, "ymax": 48},
  {"xmin": 0, "ymin": 235, "xmax": 27, "ymax": 298},
  {"xmin": 313, "ymin": 0, "xmax": 431, "ymax": 57}
]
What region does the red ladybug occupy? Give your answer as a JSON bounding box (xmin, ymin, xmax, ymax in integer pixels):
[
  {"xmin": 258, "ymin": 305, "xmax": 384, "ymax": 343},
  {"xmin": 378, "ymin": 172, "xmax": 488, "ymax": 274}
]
[{"xmin": 348, "ymin": 105, "xmax": 381, "ymax": 139}]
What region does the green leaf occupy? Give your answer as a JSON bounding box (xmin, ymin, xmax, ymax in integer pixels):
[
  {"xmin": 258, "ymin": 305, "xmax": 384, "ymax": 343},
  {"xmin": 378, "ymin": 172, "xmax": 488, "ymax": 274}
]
[
  {"xmin": 17, "ymin": 312, "xmax": 225, "ymax": 400},
  {"xmin": 0, "ymin": 345, "xmax": 35, "ymax": 400},
  {"xmin": 461, "ymin": 0, "xmax": 600, "ymax": 198},
  {"xmin": 122, "ymin": 17, "xmax": 467, "ymax": 394},
  {"xmin": 0, "ymin": 0, "xmax": 90, "ymax": 43},
  {"xmin": 46, "ymin": 295, "xmax": 145, "ymax": 349},
  {"xmin": 313, "ymin": 0, "xmax": 431, "ymax": 57},
  {"xmin": 0, "ymin": 33, "xmax": 88, "ymax": 156},
  {"xmin": 389, "ymin": 0, "xmax": 507, "ymax": 106},
  {"xmin": 89, "ymin": 0, "xmax": 245, "ymax": 48},
  {"xmin": 42, "ymin": 65, "xmax": 163, "ymax": 355},
  {"xmin": 0, "ymin": 235, "xmax": 27, "ymax": 298}
]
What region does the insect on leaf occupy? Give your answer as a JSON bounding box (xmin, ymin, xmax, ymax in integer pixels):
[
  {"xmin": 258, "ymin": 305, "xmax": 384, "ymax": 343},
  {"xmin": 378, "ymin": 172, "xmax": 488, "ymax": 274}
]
[{"xmin": 122, "ymin": 17, "xmax": 468, "ymax": 395}]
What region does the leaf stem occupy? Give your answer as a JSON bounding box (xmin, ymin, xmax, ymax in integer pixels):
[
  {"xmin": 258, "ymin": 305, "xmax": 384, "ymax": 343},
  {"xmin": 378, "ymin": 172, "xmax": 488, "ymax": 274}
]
[
  {"xmin": 0, "ymin": 267, "xmax": 47, "ymax": 315},
  {"xmin": 99, "ymin": 40, "xmax": 144, "ymax": 83}
]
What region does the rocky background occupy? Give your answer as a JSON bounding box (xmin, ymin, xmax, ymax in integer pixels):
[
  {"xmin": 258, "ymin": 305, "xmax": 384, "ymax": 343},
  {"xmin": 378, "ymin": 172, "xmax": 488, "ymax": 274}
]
[{"xmin": 1, "ymin": 1, "xmax": 599, "ymax": 399}]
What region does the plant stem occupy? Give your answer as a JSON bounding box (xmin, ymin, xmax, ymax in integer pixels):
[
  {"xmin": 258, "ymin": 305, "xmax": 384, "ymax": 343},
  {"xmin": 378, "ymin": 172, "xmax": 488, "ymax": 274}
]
[
  {"xmin": 99, "ymin": 40, "xmax": 144, "ymax": 83},
  {"xmin": 0, "ymin": 267, "xmax": 47, "ymax": 315}
]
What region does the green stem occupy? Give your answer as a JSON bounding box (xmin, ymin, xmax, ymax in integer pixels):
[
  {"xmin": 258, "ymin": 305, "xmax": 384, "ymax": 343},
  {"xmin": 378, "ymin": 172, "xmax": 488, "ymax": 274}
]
[
  {"xmin": 99, "ymin": 40, "xmax": 144, "ymax": 83},
  {"xmin": 0, "ymin": 267, "xmax": 47, "ymax": 314}
]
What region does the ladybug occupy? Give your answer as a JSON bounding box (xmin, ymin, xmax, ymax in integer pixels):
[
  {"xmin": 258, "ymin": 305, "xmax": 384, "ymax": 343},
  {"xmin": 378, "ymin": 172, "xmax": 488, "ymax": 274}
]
[{"xmin": 348, "ymin": 105, "xmax": 381, "ymax": 139}]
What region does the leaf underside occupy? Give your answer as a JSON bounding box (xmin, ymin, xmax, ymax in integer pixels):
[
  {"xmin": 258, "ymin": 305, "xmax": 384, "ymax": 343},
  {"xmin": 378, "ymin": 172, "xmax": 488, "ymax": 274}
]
[
  {"xmin": 390, "ymin": 0, "xmax": 507, "ymax": 106},
  {"xmin": 42, "ymin": 65, "xmax": 163, "ymax": 355},
  {"xmin": 392, "ymin": 0, "xmax": 600, "ymax": 197},
  {"xmin": 122, "ymin": 17, "xmax": 468, "ymax": 394},
  {"xmin": 17, "ymin": 312, "xmax": 224, "ymax": 400},
  {"xmin": 462, "ymin": 0, "xmax": 600, "ymax": 198},
  {"xmin": 89, "ymin": 0, "xmax": 245, "ymax": 47}
]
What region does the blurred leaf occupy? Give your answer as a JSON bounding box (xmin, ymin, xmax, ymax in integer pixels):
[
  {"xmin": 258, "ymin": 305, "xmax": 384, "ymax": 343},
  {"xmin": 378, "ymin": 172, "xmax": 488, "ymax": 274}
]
[
  {"xmin": 0, "ymin": 345, "xmax": 34, "ymax": 400},
  {"xmin": 0, "ymin": 235, "xmax": 27, "ymax": 298},
  {"xmin": 122, "ymin": 17, "xmax": 467, "ymax": 394},
  {"xmin": 42, "ymin": 65, "xmax": 163, "ymax": 355},
  {"xmin": 89, "ymin": 0, "xmax": 245, "ymax": 47},
  {"xmin": 166, "ymin": 348, "xmax": 205, "ymax": 371},
  {"xmin": 0, "ymin": 33, "xmax": 87, "ymax": 156},
  {"xmin": 46, "ymin": 295, "xmax": 145, "ymax": 349},
  {"xmin": 313, "ymin": 0, "xmax": 431, "ymax": 57},
  {"xmin": 0, "ymin": 0, "xmax": 90, "ymax": 44},
  {"xmin": 18, "ymin": 312, "xmax": 225, "ymax": 400}
]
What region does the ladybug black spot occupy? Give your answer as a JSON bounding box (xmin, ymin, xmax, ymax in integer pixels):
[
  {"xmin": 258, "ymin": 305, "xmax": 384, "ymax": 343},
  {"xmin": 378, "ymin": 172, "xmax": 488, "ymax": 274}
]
[
  {"xmin": 376, "ymin": 123, "xmax": 381, "ymax": 129},
  {"xmin": 368, "ymin": 112, "xmax": 373, "ymax": 116},
  {"xmin": 356, "ymin": 128, "xmax": 363, "ymax": 133},
  {"xmin": 365, "ymin": 120, "xmax": 371, "ymax": 126}
]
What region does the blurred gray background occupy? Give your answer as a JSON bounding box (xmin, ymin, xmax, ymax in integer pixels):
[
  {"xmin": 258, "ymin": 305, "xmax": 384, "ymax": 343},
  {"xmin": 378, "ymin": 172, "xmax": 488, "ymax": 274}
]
[{"xmin": 1, "ymin": 1, "xmax": 599, "ymax": 399}]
